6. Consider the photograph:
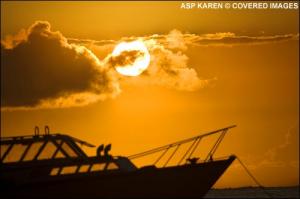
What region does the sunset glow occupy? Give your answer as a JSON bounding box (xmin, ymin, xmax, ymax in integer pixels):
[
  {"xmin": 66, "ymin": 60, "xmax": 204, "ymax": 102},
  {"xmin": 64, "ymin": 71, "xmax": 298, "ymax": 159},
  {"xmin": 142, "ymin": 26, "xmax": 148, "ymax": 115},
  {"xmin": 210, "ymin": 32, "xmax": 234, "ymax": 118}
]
[{"xmin": 1, "ymin": 1, "xmax": 298, "ymax": 190}]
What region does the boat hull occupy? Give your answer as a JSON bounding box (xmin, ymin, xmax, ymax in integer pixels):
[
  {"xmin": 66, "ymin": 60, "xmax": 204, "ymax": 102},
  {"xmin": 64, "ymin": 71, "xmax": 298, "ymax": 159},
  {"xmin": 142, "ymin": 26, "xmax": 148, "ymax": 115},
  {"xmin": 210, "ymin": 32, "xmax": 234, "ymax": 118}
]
[{"xmin": 1, "ymin": 156, "xmax": 235, "ymax": 198}]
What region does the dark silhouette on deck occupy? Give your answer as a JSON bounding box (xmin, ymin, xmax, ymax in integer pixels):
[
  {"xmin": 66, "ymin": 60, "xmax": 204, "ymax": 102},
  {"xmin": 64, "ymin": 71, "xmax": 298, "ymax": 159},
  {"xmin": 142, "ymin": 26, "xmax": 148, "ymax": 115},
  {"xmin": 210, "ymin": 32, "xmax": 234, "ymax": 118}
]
[{"xmin": 0, "ymin": 126, "xmax": 236, "ymax": 198}]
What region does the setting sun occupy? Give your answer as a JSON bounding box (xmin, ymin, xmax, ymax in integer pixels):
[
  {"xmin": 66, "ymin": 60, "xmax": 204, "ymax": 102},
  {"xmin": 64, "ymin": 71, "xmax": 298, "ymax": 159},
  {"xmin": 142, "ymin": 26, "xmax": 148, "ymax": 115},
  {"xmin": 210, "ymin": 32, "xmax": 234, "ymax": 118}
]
[{"xmin": 111, "ymin": 40, "xmax": 150, "ymax": 76}]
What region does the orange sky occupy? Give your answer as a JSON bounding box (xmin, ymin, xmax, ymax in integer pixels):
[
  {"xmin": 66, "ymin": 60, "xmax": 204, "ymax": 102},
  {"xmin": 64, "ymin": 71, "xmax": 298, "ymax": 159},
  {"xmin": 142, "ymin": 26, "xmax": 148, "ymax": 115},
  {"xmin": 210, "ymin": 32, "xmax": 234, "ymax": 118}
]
[{"xmin": 1, "ymin": 1, "xmax": 299, "ymax": 188}]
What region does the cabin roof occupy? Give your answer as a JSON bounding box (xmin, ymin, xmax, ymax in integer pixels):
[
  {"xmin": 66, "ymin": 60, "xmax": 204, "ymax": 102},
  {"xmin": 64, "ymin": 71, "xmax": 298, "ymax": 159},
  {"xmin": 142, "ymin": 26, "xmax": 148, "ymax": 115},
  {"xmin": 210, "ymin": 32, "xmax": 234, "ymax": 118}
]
[{"xmin": 0, "ymin": 133, "xmax": 94, "ymax": 163}]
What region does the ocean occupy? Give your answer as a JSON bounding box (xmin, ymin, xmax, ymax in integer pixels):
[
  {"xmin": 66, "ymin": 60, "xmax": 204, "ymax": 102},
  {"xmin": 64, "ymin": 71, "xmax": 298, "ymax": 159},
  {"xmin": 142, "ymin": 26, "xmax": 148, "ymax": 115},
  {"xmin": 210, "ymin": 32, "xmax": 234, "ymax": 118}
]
[{"xmin": 204, "ymin": 186, "xmax": 299, "ymax": 198}]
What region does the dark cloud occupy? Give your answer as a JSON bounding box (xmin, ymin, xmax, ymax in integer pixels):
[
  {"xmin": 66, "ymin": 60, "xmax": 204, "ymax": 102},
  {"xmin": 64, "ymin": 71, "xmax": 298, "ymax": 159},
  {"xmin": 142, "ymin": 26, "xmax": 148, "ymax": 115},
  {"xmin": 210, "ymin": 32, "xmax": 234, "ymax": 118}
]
[
  {"xmin": 184, "ymin": 32, "xmax": 299, "ymax": 46},
  {"xmin": 1, "ymin": 21, "xmax": 120, "ymax": 109},
  {"xmin": 108, "ymin": 50, "xmax": 144, "ymax": 67}
]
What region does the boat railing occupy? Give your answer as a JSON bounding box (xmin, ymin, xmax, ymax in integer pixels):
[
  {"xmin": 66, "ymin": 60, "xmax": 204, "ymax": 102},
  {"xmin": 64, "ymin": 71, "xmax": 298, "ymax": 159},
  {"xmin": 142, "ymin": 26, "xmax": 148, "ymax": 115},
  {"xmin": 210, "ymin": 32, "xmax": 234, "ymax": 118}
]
[
  {"xmin": 127, "ymin": 125, "xmax": 236, "ymax": 167},
  {"xmin": 0, "ymin": 127, "xmax": 95, "ymax": 163}
]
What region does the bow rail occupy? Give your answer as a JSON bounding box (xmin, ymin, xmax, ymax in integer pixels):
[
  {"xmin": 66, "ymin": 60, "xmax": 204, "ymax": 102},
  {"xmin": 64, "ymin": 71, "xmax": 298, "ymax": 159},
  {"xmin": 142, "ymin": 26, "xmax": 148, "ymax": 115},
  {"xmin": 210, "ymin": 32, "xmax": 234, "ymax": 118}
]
[{"xmin": 128, "ymin": 125, "xmax": 236, "ymax": 167}]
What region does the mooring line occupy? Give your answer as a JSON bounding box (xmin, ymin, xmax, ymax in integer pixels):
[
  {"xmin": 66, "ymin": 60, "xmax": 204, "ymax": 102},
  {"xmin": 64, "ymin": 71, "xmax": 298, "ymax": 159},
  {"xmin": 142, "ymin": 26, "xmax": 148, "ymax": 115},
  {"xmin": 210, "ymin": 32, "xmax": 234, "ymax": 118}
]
[{"xmin": 236, "ymin": 156, "xmax": 273, "ymax": 198}]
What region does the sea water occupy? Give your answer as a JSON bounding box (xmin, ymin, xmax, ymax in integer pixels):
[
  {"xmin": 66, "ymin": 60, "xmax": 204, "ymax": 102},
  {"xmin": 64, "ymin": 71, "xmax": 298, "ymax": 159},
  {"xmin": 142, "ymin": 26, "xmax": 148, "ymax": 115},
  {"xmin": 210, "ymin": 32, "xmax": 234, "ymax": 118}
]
[{"xmin": 204, "ymin": 186, "xmax": 299, "ymax": 198}]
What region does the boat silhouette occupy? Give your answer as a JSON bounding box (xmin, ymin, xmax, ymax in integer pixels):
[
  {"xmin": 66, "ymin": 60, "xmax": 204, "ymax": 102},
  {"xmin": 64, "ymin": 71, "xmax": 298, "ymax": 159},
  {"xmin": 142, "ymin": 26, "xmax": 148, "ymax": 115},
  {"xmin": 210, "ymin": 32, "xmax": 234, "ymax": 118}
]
[{"xmin": 0, "ymin": 125, "xmax": 236, "ymax": 198}]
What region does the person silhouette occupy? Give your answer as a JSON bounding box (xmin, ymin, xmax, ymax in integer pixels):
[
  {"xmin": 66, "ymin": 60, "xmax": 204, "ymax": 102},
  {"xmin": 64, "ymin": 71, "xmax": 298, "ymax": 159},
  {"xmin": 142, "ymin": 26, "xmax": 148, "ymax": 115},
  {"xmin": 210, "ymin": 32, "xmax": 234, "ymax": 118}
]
[
  {"xmin": 104, "ymin": 144, "xmax": 111, "ymax": 157},
  {"xmin": 96, "ymin": 144, "xmax": 104, "ymax": 157}
]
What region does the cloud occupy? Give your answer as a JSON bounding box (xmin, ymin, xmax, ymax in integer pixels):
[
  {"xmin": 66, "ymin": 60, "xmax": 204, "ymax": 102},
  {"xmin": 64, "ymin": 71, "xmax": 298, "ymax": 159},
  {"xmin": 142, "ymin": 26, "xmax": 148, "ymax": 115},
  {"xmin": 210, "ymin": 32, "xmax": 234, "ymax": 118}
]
[
  {"xmin": 3, "ymin": 22, "xmax": 297, "ymax": 110},
  {"xmin": 140, "ymin": 39, "xmax": 213, "ymax": 91},
  {"xmin": 166, "ymin": 29, "xmax": 188, "ymax": 50},
  {"xmin": 68, "ymin": 29, "xmax": 298, "ymax": 91},
  {"xmin": 67, "ymin": 38, "xmax": 116, "ymax": 47},
  {"xmin": 71, "ymin": 33, "xmax": 211, "ymax": 92},
  {"xmin": 1, "ymin": 21, "xmax": 120, "ymax": 109},
  {"xmin": 259, "ymin": 123, "xmax": 299, "ymax": 167},
  {"xmin": 73, "ymin": 30, "xmax": 298, "ymax": 50},
  {"xmin": 185, "ymin": 32, "xmax": 299, "ymax": 47},
  {"xmin": 108, "ymin": 50, "xmax": 145, "ymax": 67},
  {"xmin": 238, "ymin": 122, "xmax": 299, "ymax": 170},
  {"xmin": 97, "ymin": 38, "xmax": 212, "ymax": 91}
]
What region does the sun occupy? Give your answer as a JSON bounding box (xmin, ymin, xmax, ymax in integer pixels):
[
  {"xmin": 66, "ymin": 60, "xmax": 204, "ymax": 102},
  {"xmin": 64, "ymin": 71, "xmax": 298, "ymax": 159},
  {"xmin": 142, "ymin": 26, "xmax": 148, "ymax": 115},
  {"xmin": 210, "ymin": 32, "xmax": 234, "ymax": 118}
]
[{"xmin": 112, "ymin": 40, "xmax": 150, "ymax": 76}]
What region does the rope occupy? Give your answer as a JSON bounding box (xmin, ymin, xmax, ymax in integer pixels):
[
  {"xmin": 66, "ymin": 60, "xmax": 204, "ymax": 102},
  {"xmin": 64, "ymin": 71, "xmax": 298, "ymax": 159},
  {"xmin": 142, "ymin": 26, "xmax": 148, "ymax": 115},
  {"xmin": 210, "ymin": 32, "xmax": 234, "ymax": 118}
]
[{"xmin": 236, "ymin": 157, "xmax": 273, "ymax": 198}]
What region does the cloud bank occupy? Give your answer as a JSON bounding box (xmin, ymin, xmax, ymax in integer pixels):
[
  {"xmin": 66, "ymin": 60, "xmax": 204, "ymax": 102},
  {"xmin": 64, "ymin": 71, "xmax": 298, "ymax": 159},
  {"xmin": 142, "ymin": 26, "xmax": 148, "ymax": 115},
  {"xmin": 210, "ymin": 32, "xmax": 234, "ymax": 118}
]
[
  {"xmin": 1, "ymin": 21, "xmax": 298, "ymax": 109},
  {"xmin": 1, "ymin": 21, "xmax": 120, "ymax": 109},
  {"xmin": 139, "ymin": 30, "xmax": 299, "ymax": 47}
]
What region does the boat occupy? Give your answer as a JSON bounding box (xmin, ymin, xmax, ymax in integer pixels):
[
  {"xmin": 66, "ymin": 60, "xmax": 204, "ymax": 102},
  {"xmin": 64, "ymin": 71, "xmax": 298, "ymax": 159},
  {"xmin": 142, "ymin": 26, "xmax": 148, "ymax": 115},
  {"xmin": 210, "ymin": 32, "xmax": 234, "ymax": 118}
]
[{"xmin": 0, "ymin": 125, "xmax": 236, "ymax": 198}]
